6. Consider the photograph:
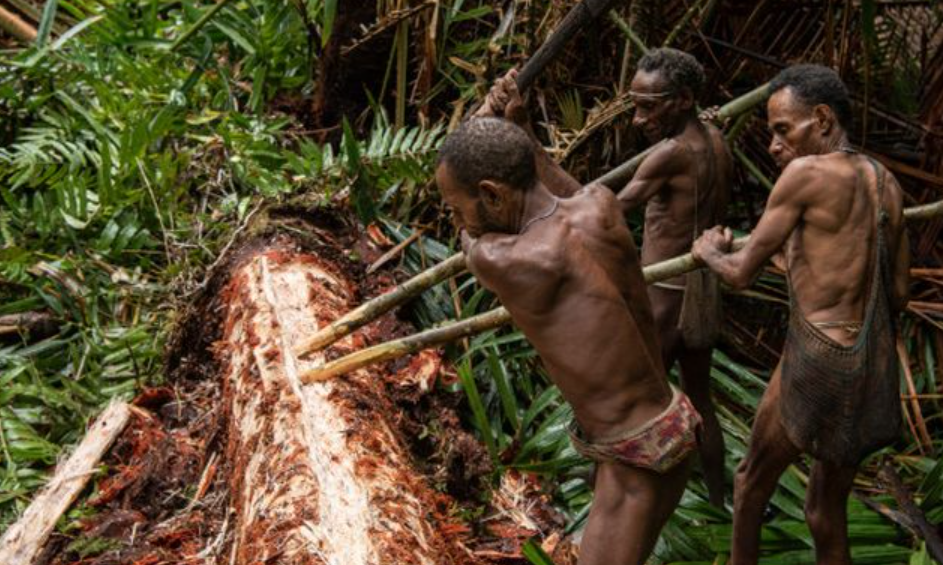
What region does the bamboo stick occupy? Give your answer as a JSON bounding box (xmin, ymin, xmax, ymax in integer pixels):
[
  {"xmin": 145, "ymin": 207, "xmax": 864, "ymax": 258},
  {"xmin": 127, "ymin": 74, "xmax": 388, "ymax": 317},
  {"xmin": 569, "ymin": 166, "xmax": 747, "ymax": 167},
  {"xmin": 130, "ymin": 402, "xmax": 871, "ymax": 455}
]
[
  {"xmin": 296, "ymin": 87, "xmax": 773, "ymax": 358},
  {"xmin": 300, "ymin": 238, "xmax": 749, "ymax": 383},
  {"xmin": 0, "ymin": 4, "xmax": 37, "ymax": 43},
  {"xmin": 301, "ymin": 198, "xmax": 943, "ymax": 383},
  {"xmin": 295, "ymin": 252, "xmax": 467, "ymax": 355}
]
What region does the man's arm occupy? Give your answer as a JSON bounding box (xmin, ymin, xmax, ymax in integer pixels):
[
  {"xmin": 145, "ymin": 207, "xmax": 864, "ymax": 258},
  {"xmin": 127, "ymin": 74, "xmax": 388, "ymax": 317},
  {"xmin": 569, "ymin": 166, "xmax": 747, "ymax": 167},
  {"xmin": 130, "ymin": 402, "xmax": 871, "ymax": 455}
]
[
  {"xmin": 693, "ymin": 160, "xmax": 813, "ymax": 289},
  {"xmin": 476, "ymin": 69, "xmax": 582, "ymax": 198},
  {"xmin": 616, "ymin": 141, "xmax": 681, "ymax": 214}
]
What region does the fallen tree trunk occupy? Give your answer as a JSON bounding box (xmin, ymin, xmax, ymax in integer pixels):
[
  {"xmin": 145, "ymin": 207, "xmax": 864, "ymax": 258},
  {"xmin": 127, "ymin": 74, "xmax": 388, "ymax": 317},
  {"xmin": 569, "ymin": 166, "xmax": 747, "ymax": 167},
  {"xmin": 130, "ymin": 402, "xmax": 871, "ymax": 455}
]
[{"xmin": 217, "ymin": 237, "xmax": 481, "ymax": 565}]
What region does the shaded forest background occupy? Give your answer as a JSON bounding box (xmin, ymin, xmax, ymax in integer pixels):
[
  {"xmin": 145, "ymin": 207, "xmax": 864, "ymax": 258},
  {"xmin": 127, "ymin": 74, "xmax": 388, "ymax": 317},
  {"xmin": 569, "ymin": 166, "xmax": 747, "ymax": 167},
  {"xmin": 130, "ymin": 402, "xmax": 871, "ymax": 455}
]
[{"xmin": 2, "ymin": 0, "xmax": 943, "ymax": 563}]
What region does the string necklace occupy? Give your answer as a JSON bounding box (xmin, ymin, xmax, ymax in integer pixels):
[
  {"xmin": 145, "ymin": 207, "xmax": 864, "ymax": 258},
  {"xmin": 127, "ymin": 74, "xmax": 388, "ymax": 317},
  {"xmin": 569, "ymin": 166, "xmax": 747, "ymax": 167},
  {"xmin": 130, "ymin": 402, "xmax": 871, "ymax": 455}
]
[{"xmin": 520, "ymin": 197, "xmax": 559, "ymax": 234}]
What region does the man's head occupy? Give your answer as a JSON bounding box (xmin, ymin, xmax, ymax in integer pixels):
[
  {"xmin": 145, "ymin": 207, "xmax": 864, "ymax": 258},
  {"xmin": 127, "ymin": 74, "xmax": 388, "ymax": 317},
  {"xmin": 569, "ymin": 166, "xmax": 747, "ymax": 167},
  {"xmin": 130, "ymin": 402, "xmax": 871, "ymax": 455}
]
[
  {"xmin": 767, "ymin": 64, "xmax": 853, "ymax": 168},
  {"xmin": 436, "ymin": 117, "xmax": 536, "ymax": 237},
  {"xmin": 630, "ymin": 48, "xmax": 705, "ymax": 142}
]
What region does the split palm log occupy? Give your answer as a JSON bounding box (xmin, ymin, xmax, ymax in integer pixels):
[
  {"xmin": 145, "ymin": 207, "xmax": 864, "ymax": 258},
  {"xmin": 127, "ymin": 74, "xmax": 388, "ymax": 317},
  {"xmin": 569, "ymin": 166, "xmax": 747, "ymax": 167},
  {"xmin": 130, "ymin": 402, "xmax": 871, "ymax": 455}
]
[
  {"xmin": 220, "ymin": 247, "xmax": 473, "ymax": 564},
  {"xmin": 0, "ymin": 401, "xmax": 131, "ymax": 565},
  {"xmin": 295, "ymin": 84, "xmax": 772, "ymax": 358},
  {"xmin": 301, "ymin": 198, "xmax": 943, "ymax": 384}
]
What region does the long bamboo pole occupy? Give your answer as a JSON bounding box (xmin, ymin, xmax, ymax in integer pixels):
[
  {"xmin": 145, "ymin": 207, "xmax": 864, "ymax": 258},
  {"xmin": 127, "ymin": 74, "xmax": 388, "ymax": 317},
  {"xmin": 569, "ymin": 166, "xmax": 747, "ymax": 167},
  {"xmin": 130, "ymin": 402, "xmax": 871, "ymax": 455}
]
[
  {"xmin": 300, "ymin": 199, "xmax": 943, "ymax": 383},
  {"xmin": 295, "ymin": 86, "xmax": 772, "ymax": 358}
]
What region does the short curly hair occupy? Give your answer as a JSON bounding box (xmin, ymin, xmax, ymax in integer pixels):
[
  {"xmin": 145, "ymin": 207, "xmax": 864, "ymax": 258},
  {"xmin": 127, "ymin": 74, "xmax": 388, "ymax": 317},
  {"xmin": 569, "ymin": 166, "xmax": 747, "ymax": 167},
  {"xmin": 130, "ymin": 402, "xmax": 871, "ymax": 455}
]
[
  {"xmin": 769, "ymin": 64, "xmax": 853, "ymax": 131},
  {"xmin": 437, "ymin": 117, "xmax": 536, "ymax": 192},
  {"xmin": 637, "ymin": 48, "xmax": 705, "ymax": 97}
]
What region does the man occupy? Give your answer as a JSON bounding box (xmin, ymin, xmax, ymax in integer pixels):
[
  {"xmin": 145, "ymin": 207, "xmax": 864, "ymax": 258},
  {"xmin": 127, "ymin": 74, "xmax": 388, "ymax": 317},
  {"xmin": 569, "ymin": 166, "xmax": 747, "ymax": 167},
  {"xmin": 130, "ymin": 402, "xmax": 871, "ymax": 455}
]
[
  {"xmin": 478, "ymin": 49, "xmax": 731, "ymax": 507},
  {"xmin": 437, "ymin": 117, "xmax": 700, "ymax": 565},
  {"xmin": 692, "ymin": 64, "xmax": 910, "ymax": 565},
  {"xmin": 617, "ymin": 48, "xmax": 733, "ymax": 507}
]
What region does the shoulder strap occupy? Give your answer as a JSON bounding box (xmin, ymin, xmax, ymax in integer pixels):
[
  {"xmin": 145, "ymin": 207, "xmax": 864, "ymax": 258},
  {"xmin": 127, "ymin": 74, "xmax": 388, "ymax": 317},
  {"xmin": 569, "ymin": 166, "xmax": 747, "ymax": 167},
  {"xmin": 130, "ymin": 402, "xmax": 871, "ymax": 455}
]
[{"xmin": 864, "ymin": 156, "xmax": 888, "ymax": 227}]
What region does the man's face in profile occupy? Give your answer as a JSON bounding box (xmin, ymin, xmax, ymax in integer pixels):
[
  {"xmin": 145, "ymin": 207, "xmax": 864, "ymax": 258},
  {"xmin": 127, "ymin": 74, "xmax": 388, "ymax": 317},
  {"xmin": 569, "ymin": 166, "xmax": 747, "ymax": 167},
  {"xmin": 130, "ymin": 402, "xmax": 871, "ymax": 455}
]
[
  {"xmin": 436, "ymin": 162, "xmax": 508, "ymax": 238},
  {"xmin": 766, "ymin": 87, "xmax": 819, "ymax": 169},
  {"xmin": 631, "ymin": 70, "xmax": 684, "ymax": 143}
]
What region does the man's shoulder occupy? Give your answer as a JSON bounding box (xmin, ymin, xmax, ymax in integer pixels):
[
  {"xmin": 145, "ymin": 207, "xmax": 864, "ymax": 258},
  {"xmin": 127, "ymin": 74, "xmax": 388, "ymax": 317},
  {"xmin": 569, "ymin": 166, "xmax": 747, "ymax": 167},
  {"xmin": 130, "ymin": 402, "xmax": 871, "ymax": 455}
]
[
  {"xmin": 648, "ymin": 137, "xmax": 690, "ymax": 166},
  {"xmin": 776, "ymin": 155, "xmax": 840, "ymax": 194},
  {"xmin": 470, "ymin": 224, "xmax": 566, "ymax": 277}
]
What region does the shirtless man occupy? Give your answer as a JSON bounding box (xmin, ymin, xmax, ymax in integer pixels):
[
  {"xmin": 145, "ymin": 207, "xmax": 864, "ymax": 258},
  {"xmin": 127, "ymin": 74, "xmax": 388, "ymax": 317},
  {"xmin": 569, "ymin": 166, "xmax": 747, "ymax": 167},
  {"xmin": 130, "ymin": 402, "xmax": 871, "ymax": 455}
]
[
  {"xmin": 477, "ymin": 51, "xmax": 731, "ymax": 506},
  {"xmin": 692, "ymin": 64, "xmax": 910, "ymax": 565},
  {"xmin": 436, "ymin": 117, "xmax": 700, "ymax": 565},
  {"xmin": 617, "ymin": 48, "xmax": 733, "ymax": 507}
]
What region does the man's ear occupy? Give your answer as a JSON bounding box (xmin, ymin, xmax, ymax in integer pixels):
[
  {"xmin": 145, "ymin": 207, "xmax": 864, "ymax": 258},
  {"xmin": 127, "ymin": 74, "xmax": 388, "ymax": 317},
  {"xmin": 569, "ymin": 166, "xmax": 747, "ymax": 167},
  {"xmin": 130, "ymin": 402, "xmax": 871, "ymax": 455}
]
[
  {"xmin": 676, "ymin": 87, "xmax": 696, "ymax": 111},
  {"xmin": 812, "ymin": 104, "xmax": 835, "ymax": 135},
  {"xmin": 478, "ymin": 180, "xmax": 504, "ymax": 209}
]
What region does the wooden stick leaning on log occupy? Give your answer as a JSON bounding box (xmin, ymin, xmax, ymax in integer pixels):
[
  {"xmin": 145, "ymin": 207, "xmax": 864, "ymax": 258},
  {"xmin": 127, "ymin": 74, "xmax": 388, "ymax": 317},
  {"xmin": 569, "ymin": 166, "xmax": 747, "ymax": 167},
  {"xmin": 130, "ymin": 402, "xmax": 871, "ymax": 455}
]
[
  {"xmin": 300, "ymin": 198, "xmax": 943, "ymax": 384},
  {"xmin": 294, "ymin": 83, "xmax": 772, "ymax": 358}
]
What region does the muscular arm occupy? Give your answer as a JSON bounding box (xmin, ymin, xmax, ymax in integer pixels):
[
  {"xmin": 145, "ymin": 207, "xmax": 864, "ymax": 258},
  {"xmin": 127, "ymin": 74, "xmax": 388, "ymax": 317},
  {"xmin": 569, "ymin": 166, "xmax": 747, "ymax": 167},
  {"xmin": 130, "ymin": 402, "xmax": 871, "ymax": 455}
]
[
  {"xmin": 694, "ymin": 161, "xmax": 812, "ymax": 290},
  {"xmin": 616, "ymin": 141, "xmax": 681, "ymax": 214},
  {"xmin": 534, "ymin": 144, "xmax": 583, "ymax": 198},
  {"xmin": 880, "ymin": 173, "xmax": 910, "ymax": 312}
]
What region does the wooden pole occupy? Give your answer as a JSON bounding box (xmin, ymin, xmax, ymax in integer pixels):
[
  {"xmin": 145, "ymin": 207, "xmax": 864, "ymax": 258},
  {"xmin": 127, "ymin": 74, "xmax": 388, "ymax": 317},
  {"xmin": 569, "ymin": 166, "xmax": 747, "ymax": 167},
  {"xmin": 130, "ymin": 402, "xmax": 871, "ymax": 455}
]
[
  {"xmin": 515, "ymin": 0, "xmax": 625, "ymax": 91},
  {"xmin": 300, "ymin": 238, "xmax": 749, "ymax": 383},
  {"xmin": 0, "ymin": 401, "xmax": 131, "ymax": 565},
  {"xmin": 0, "ymin": 5, "xmax": 37, "ymax": 44},
  {"xmin": 301, "ymin": 198, "xmax": 943, "ymax": 383},
  {"xmin": 294, "ymin": 252, "xmax": 467, "ymax": 356}
]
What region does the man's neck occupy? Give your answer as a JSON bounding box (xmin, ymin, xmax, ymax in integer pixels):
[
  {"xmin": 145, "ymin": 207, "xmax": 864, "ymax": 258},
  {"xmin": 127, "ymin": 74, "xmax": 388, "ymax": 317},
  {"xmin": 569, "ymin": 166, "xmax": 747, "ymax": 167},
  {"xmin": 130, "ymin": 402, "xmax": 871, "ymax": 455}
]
[
  {"xmin": 820, "ymin": 133, "xmax": 852, "ymax": 154},
  {"xmin": 668, "ymin": 113, "xmax": 700, "ymax": 139},
  {"xmin": 517, "ymin": 183, "xmax": 558, "ymax": 234}
]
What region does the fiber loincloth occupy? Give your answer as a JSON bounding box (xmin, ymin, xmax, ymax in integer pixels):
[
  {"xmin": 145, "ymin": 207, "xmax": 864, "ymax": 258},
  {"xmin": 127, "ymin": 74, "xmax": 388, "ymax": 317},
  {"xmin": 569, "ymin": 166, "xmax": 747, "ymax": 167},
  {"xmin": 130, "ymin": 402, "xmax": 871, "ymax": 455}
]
[{"xmin": 568, "ymin": 386, "xmax": 701, "ymax": 473}]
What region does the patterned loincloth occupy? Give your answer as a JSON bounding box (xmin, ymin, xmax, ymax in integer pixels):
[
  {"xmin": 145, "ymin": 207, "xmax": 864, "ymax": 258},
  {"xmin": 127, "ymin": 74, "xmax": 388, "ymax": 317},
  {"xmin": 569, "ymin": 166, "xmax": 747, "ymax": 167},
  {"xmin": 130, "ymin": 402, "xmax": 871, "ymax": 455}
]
[{"xmin": 568, "ymin": 386, "xmax": 701, "ymax": 473}]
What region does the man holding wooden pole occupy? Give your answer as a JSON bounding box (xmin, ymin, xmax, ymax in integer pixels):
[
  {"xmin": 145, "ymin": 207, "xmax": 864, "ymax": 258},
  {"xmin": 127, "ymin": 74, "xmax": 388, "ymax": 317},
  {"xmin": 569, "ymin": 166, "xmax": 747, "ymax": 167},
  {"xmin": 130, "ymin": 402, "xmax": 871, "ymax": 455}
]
[
  {"xmin": 436, "ymin": 116, "xmax": 699, "ymax": 565},
  {"xmin": 477, "ymin": 48, "xmax": 733, "ymax": 508},
  {"xmin": 616, "ymin": 48, "xmax": 733, "ymax": 507},
  {"xmin": 693, "ymin": 64, "xmax": 910, "ymax": 565}
]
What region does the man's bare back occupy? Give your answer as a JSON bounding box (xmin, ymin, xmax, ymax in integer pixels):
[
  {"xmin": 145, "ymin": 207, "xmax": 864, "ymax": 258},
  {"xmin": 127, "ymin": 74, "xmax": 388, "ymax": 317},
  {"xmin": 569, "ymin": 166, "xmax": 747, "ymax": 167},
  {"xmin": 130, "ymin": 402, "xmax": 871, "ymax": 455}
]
[
  {"xmin": 696, "ymin": 151, "xmax": 907, "ymax": 345},
  {"xmin": 465, "ymin": 184, "xmax": 670, "ymax": 437},
  {"xmin": 775, "ymin": 153, "xmax": 906, "ymax": 340}
]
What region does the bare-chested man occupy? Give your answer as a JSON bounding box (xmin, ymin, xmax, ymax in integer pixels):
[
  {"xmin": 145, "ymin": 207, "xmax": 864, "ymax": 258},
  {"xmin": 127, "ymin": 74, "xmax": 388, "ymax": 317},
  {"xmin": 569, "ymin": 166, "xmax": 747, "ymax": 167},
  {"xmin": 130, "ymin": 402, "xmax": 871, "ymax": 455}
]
[
  {"xmin": 477, "ymin": 51, "xmax": 731, "ymax": 506},
  {"xmin": 436, "ymin": 117, "xmax": 700, "ymax": 565},
  {"xmin": 692, "ymin": 64, "xmax": 910, "ymax": 565},
  {"xmin": 617, "ymin": 48, "xmax": 733, "ymax": 507}
]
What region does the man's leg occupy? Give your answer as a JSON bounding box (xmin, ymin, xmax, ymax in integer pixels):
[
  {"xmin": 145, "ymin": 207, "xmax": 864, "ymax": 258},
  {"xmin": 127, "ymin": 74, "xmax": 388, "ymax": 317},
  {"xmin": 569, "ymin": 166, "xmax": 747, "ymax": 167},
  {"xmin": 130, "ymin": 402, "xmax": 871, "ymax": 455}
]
[
  {"xmin": 679, "ymin": 345, "xmax": 726, "ymax": 507},
  {"xmin": 578, "ymin": 455, "xmax": 693, "ymax": 565},
  {"xmin": 649, "ymin": 285, "xmax": 726, "ymax": 507},
  {"xmin": 731, "ymin": 364, "xmax": 801, "ymax": 565},
  {"xmin": 805, "ymin": 461, "xmax": 857, "ymax": 565}
]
